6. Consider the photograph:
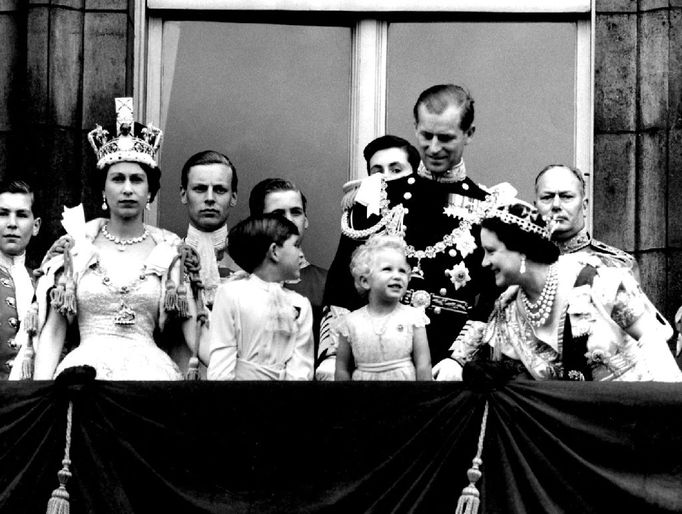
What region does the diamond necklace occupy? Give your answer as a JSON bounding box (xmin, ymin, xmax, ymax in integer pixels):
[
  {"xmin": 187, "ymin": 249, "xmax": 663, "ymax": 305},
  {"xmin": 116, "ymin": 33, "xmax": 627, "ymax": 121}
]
[
  {"xmin": 519, "ymin": 262, "xmax": 559, "ymax": 328},
  {"xmin": 102, "ymin": 223, "xmax": 150, "ymax": 251}
]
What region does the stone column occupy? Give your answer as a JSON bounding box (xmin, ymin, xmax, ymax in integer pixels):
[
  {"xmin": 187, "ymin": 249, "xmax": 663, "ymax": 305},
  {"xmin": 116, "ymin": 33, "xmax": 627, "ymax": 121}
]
[
  {"xmin": 0, "ymin": 1, "xmax": 26, "ymax": 185},
  {"xmin": 0, "ymin": 0, "xmax": 134, "ymax": 263},
  {"xmin": 595, "ymin": 0, "xmax": 679, "ymax": 319}
]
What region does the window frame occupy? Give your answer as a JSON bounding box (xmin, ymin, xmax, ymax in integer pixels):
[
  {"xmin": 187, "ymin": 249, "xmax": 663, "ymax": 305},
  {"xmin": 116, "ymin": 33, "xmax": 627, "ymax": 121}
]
[{"xmin": 135, "ymin": 0, "xmax": 594, "ymax": 229}]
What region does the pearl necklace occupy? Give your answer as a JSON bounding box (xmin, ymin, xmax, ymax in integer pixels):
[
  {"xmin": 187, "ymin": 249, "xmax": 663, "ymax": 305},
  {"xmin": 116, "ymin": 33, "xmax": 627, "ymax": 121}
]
[
  {"xmin": 102, "ymin": 223, "xmax": 150, "ymax": 251},
  {"xmin": 519, "ymin": 262, "xmax": 558, "ymax": 328}
]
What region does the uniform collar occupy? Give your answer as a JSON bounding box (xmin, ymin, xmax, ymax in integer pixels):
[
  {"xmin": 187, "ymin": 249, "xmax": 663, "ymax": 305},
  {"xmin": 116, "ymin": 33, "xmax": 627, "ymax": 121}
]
[
  {"xmin": 555, "ymin": 227, "xmax": 591, "ymax": 254},
  {"xmin": 417, "ymin": 159, "xmax": 466, "ymax": 183},
  {"xmin": 0, "ymin": 251, "xmax": 25, "ymax": 272}
]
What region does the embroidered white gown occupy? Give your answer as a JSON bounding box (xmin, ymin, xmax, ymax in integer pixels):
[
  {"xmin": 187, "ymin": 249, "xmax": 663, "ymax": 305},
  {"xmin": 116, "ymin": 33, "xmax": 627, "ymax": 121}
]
[
  {"xmin": 336, "ymin": 304, "xmax": 429, "ymax": 381},
  {"xmin": 48, "ymin": 221, "xmax": 183, "ymax": 380},
  {"xmin": 55, "ymin": 262, "xmax": 182, "ymax": 380}
]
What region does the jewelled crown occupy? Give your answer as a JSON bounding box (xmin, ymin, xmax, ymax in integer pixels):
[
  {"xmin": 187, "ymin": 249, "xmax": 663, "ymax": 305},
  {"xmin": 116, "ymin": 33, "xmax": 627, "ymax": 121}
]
[
  {"xmin": 487, "ymin": 201, "xmax": 553, "ymax": 240},
  {"xmin": 87, "ymin": 98, "xmax": 162, "ymax": 169}
]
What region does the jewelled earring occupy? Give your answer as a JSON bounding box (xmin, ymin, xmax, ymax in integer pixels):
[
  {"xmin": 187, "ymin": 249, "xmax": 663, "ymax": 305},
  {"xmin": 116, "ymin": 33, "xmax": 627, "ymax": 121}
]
[
  {"xmin": 519, "ymin": 255, "xmax": 526, "ymax": 274},
  {"xmin": 145, "ymin": 201, "xmax": 151, "ymax": 211},
  {"xmin": 101, "ymin": 194, "xmax": 108, "ymax": 211}
]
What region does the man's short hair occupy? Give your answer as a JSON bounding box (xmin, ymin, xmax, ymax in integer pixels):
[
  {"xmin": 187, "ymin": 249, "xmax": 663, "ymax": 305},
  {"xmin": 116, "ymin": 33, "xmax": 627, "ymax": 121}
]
[
  {"xmin": 413, "ymin": 84, "xmax": 475, "ymax": 132},
  {"xmin": 249, "ymin": 178, "xmax": 307, "ymax": 216},
  {"xmin": 180, "ymin": 150, "xmax": 238, "ymax": 192},
  {"xmin": 228, "ymin": 214, "xmax": 299, "ymax": 273},
  {"xmin": 534, "ymin": 164, "xmax": 586, "ymax": 197},
  {"xmin": 0, "ymin": 179, "xmax": 38, "ymax": 217},
  {"xmin": 362, "ymin": 135, "xmax": 421, "ymax": 174}
]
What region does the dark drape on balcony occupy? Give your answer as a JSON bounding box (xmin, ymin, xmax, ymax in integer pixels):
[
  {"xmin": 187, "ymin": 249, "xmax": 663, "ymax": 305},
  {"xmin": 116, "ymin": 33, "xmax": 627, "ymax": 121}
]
[{"xmin": 1, "ymin": 379, "xmax": 681, "ymax": 513}]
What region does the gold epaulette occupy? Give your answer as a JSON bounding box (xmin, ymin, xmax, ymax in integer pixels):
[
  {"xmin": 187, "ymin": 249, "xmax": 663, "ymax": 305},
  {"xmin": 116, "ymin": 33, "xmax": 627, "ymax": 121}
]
[{"xmin": 590, "ymin": 239, "xmax": 636, "ymax": 267}]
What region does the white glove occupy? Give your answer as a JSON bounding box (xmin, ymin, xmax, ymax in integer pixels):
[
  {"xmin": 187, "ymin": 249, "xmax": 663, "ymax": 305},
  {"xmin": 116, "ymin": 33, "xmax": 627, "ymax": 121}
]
[
  {"xmin": 315, "ymin": 357, "xmax": 336, "ymax": 381},
  {"xmin": 432, "ymin": 358, "xmax": 464, "ymax": 381}
]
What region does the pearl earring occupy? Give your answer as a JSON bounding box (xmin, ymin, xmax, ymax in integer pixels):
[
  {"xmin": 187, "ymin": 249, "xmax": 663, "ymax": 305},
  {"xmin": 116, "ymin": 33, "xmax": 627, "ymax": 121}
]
[
  {"xmin": 101, "ymin": 194, "xmax": 108, "ymax": 211},
  {"xmin": 519, "ymin": 255, "xmax": 526, "ymax": 274}
]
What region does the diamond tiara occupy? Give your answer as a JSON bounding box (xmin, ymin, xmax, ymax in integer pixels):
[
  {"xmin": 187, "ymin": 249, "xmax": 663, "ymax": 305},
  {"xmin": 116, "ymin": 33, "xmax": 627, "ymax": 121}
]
[{"xmin": 487, "ymin": 201, "xmax": 553, "ymax": 240}]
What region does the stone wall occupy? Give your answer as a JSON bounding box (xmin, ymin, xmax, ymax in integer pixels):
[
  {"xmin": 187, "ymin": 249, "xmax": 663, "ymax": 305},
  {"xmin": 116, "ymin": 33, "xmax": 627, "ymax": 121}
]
[
  {"xmin": 594, "ymin": 0, "xmax": 682, "ymax": 320},
  {"xmin": 0, "ymin": 0, "xmax": 134, "ymax": 264}
]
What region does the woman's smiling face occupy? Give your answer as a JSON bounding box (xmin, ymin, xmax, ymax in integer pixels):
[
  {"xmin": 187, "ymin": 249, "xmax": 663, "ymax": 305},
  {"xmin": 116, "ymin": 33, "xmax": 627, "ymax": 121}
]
[{"xmin": 480, "ymin": 227, "xmax": 522, "ymax": 288}]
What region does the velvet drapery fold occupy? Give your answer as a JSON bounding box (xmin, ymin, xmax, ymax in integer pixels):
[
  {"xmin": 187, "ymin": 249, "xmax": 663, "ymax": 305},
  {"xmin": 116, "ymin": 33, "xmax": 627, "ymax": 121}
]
[{"xmin": 1, "ymin": 380, "xmax": 680, "ymax": 513}]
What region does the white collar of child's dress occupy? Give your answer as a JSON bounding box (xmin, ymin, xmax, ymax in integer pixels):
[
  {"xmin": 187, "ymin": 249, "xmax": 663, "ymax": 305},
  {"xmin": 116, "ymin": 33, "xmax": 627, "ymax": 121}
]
[
  {"xmin": 244, "ymin": 273, "xmax": 297, "ymax": 333},
  {"xmin": 417, "ymin": 159, "xmax": 466, "ymax": 183},
  {"xmin": 247, "ymin": 272, "xmax": 287, "ymax": 291}
]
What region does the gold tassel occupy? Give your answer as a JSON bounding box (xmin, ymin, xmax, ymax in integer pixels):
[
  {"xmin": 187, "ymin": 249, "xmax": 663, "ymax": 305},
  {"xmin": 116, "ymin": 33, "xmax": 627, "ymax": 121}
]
[
  {"xmin": 21, "ymin": 340, "xmax": 35, "ymax": 380},
  {"xmin": 21, "ymin": 302, "xmax": 40, "ymax": 379},
  {"xmin": 50, "ymin": 281, "xmax": 66, "ymax": 310},
  {"xmin": 176, "ymin": 283, "xmax": 190, "ymax": 319},
  {"xmin": 163, "ymin": 254, "xmax": 181, "ymax": 315},
  {"xmin": 59, "ymin": 278, "xmax": 77, "ymax": 317},
  {"xmin": 24, "ymin": 301, "xmax": 39, "ymax": 334},
  {"xmin": 163, "ymin": 278, "xmax": 178, "ymax": 313},
  {"xmin": 46, "ymin": 401, "xmax": 73, "ymax": 514},
  {"xmin": 186, "ymin": 356, "xmax": 200, "ymax": 380},
  {"xmin": 455, "ymin": 401, "xmax": 489, "ymax": 514},
  {"xmin": 50, "ymin": 240, "xmax": 77, "ymax": 317},
  {"xmin": 58, "ymin": 244, "xmax": 77, "ymax": 317}
]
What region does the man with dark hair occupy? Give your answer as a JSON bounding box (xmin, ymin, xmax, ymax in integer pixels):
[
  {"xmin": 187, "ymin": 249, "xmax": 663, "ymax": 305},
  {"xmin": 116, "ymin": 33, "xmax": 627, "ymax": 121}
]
[
  {"xmin": 0, "ymin": 180, "xmax": 41, "ymax": 379},
  {"xmin": 362, "ymin": 135, "xmax": 421, "ymax": 175},
  {"xmin": 180, "ymin": 150, "xmax": 239, "ymax": 306},
  {"xmin": 534, "ymin": 164, "xmax": 638, "ymax": 278},
  {"xmin": 249, "ymin": 178, "xmax": 327, "ymax": 355},
  {"xmin": 319, "ymin": 86, "xmax": 501, "ymax": 380}
]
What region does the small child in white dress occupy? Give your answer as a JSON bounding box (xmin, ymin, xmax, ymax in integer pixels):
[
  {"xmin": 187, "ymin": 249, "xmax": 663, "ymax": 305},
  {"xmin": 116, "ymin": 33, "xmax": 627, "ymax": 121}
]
[
  {"xmin": 335, "ymin": 235, "xmax": 432, "ymax": 381},
  {"xmin": 207, "ymin": 214, "xmax": 314, "ymax": 380}
]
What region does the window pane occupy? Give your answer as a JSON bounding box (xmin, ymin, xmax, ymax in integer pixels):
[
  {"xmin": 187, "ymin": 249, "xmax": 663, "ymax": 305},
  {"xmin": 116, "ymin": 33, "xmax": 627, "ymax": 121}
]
[
  {"xmin": 159, "ymin": 21, "xmax": 351, "ymax": 269},
  {"xmin": 387, "ymin": 21, "xmax": 576, "ymax": 202}
]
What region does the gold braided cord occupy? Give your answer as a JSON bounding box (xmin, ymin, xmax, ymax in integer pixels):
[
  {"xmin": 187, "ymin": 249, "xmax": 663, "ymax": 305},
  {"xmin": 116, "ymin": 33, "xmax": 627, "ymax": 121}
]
[
  {"xmin": 405, "ymin": 220, "xmax": 474, "ymax": 260},
  {"xmin": 340, "ymin": 177, "xmax": 390, "ymax": 240}
]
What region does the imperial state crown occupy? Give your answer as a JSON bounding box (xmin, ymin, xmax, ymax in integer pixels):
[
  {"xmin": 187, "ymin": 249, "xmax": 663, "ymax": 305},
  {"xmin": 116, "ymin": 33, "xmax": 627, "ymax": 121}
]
[{"xmin": 87, "ymin": 97, "xmax": 163, "ymax": 169}]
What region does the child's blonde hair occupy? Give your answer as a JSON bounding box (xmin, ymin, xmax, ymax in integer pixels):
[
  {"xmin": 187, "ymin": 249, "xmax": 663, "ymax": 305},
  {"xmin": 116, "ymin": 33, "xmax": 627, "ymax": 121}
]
[{"xmin": 349, "ymin": 234, "xmax": 409, "ymax": 295}]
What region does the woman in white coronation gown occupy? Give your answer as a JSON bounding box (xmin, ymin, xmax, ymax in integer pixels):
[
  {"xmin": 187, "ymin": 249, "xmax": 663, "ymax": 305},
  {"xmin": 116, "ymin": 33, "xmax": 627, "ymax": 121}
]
[{"xmin": 33, "ymin": 98, "xmax": 195, "ymax": 380}]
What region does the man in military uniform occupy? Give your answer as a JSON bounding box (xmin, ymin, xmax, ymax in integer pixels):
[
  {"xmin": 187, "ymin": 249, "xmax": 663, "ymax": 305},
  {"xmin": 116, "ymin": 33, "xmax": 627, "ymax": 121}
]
[
  {"xmin": 318, "ymin": 85, "xmax": 498, "ymax": 380},
  {"xmin": 0, "ymin": 180, "xmax": 41, "ymax": 379},
  {"xmin": 534, "ymin": 164, "xmax": 639, "ymax": 279}
]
